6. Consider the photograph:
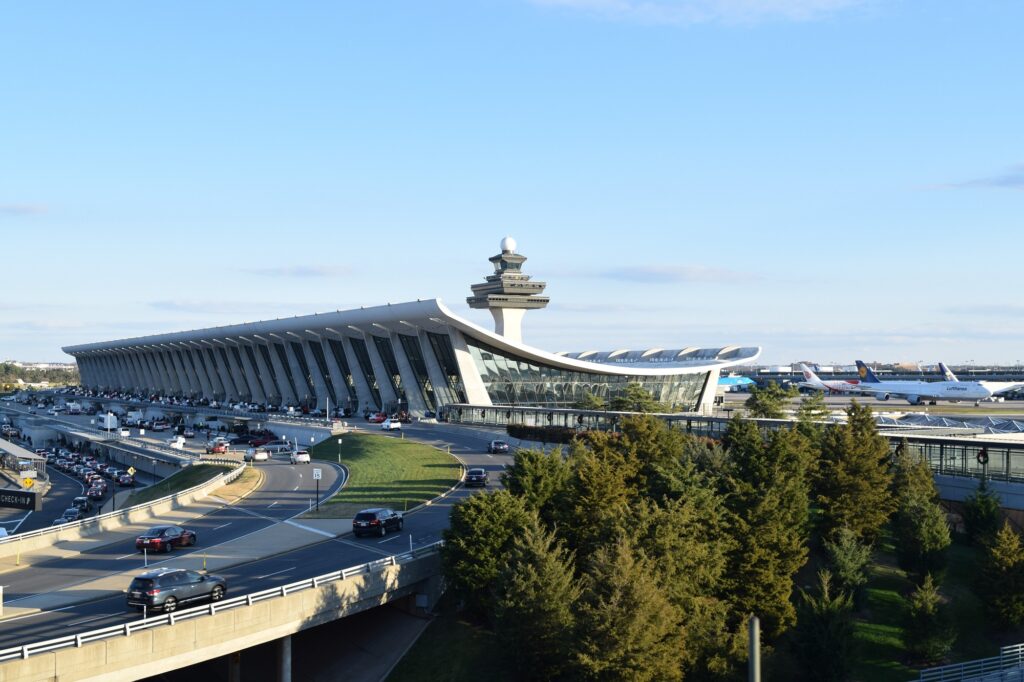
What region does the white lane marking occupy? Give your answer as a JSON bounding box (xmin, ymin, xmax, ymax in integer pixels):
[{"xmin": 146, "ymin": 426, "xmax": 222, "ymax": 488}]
[
  {"xmin": 0, "ymin": 603, "xmax": 82, "ymax": 623},
  {"xmin": 66, "ymin": 613, "xmax": 116, "ymax": 627},
  {"xmin": 486, "ymin": 454, "xmax": 493, "ymax": 459},
  {"xmin": 206, "ymin": 495, "xmax": 228, "ymax": 505},
  {"xmin": 331, "ymin": 537, "xmax": 397, "ymax": 557},
  {"xmin": 212, "ymin": 522, "xmax": 231, "ymax": 531},
  {"xmin": 115, "ymin": 553, "xmax": 137, "ymax": 560},
  {"xmin": 377, "ymin": 535, "xmax": 401, "ymax": 544},
  {"xmin": 292, "ymin": 485, "xmax": 299, "ymax": 491},
  {"xmin": 267, "ymin": 501, "xmax": 278, "ymax": 509},
  {"xmin": 231, "ymin": 505, "xmax": 280, "ymax": 523},
  {"xmin": 256, "ymin": 568, "xmax": 292, "ymax": 580},
  {"xmin": 283, "ymin": 519, "xmax": 335, "ymax": 538}
]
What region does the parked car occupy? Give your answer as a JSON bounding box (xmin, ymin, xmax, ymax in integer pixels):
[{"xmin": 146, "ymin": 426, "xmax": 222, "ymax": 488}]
[
  {"xmin": 118, "ymin": 474, "xmax": 135, "ymax": 487},
  {"xmin": 367, "ymin": 412, "xmax": 386, "ymax": 424},
  {"xmin": 352, "ymin": 508, "xmax": 403, "ymax": 538},
  {"xmin": 380, "ymin": 419, "xmax": 402, "ymax": 431},
  {"xmin": 51, "ymin": 518, "xmax": 69, "ymax": 526},
  {"xmin": 135, "ymin": 525, "xmax": 197, "ymax": 553},
  {"xmin": 487, "ymin": 440, "xmax": 510, "ymax": 454},
  {"xmin": 289, "ymin": 450, "xmax": 310, "ymax": 464},
  {"xmin": 206, "ymin": 442, "xmax": 228, "ymax": 454},
  {"xmin": 126, "ymin": 567, "xmax": 226, "ymax": 613},
  {"xmin": 263, "ymin": 441, "xmax": 292, "ymax": 454},
  {"xmin": 464, "ymin": 468, "xmax": 489, "ymax": 487},
  {"xmin": 182, "ymin": 428, "xmax": 196, "ymax": 439}
]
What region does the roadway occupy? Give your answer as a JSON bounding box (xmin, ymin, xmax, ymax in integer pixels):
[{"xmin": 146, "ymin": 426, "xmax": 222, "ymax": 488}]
[{"xmin": 0, "ymin": 421, "xmax": 506, "ymax": 650}]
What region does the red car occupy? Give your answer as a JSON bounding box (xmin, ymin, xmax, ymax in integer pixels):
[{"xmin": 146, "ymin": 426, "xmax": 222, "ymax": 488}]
[
  {"xmin": 206, "ymin": 442, "xmax": 228, "ymax": 454},
  {"xmin": 367, "ymin": 412, "xmax": 386, "ymax": 424},
  {"xmin": 135, "ymin": 526, "xmax": 197, "ymax": 553}
]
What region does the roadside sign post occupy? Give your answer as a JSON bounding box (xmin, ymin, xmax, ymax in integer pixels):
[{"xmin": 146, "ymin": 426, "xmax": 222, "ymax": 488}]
[
  {"xmin": 337, "ymin": 438, "xmax": 342, "ymax": 463},
  {"xmin": 143, "ymin": 547, "xmax": 148, "ymax": 567},
  {"xmin": 312, "ymin": 467, "xmax": 322, "ymax": 511}
]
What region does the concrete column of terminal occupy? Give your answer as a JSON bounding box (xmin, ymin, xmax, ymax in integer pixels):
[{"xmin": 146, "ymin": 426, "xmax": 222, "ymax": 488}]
[
  {"xmin": 205, "ymin": 343, "xmax": 240, "ymax": 401},
  {"xmin": 262, "ymin": 340, "xmax": 299, "ymax": 406},
  {"xmin": 173, "ymin": 346, "xmax": 203, "ymax": 397},
  {"xmin": 277, "ymin": 635, "xmax": 292, "ymax": 682},
  {"xmin": 249, "ymin": 340, "xmax": 283, "ymax": 405},
  {"xmin": 319, "ymin": 336, "xmax": 356, "ymax": 414},
  {"xmin": 195, "ymin": 346, "xmax": 226, "ymax": 400},
  {"xmin": 181, "ymin": 344, "xmax": 214, "ymax": 398},
  {"xmin": 158, "ymin": 349, "xmax": 185, "ymax": 395},
  {"xmin": 695, "ymin": 367, "xmax": 722, "ymax": 415},
  {"xmin": 130, "ymin": 349, "xmax": 157, "ymax": 394},
  {"xmin": 340, "ymin": 334, "xmax": 378, "ymax": 412},
  {"xmin": 300, "ymin": 338, "xmax": 334, "ymax": 411},
  {"xmin": 281, "ymin": 338, "xmax": 313, "ymax": 406},
  {"xmin": 118, "ymin": 352, "xmax": 143, "ymax": 391},
  {"xmin": 447, "ymin": 330, "xmax": 492, "ymax": 405},
  {"xmin": 109, "ymin": 353, "xmax": 131, "ymax": 390},
  {"xmin": 98, "ymin": 354, "xmax": 119, "ymax": 390},
  {"xmin": 165, "ymin": 345, "xmax": 196, "ymax": 396},
  {"xmin": 220, "ymin": 342, "xmax": 253, "ymax": 401},
  {"xmin": 362, "ymin": 332, "xmax": 399, "ymax": 410},
  {"xmin": 143, "ymin": 349, "xmax": 171, "ymax": 394},
  {"xmin": 388, "ymin": 331, "xmax": 429, "ymax": 415},
  {"xmin": 235, "ymin": 341, "xmax": 269, "ymax": 405},
  {"xmin": 417, "ymin": 329, "xmax": 456, "ymax": 407},
  {"xmin": 78, "ymin": 355, "xmax": 97, "ymax": 388}
]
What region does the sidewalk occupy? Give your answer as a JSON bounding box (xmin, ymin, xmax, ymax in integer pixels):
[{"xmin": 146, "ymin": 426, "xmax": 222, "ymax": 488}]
[{"xmin": 0, "ymin": 516, "xmax": 355, "ymax": 621}]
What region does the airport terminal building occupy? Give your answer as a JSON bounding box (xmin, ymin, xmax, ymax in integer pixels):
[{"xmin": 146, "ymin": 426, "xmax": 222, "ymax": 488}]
[{"xmin": 63, "ymin": 239, "xmax": 760, "ymax": 416}]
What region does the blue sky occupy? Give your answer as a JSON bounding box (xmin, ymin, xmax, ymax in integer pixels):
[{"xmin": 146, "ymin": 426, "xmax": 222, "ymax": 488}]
[{"xmin": 2, "ymin": 1, "xmax": 1021, "ymax": 366}]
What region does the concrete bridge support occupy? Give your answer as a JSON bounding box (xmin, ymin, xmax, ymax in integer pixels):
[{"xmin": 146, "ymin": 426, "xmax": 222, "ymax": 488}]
[{"xmin": 277, "ymin": 635, "xmax": 292, "ymax": 682}]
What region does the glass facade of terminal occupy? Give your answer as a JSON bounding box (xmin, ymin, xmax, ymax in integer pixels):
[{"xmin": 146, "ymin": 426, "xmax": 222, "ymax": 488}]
[{"xmin": 463, "ymin": 338, "xmax": 708, "ymax": 410}]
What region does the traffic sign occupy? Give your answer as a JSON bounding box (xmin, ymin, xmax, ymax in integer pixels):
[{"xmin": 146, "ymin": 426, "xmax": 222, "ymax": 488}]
[
  {"xmin": 21, "ymin": 478, "xmax": 34, "ymax": 489},
  {"xmin": 127, "ymin": 466, "xmax": 136, "ymax": 476},
  {"xmin": 312, "ymin": 468, "xmax": 322, "ymax": 481}
]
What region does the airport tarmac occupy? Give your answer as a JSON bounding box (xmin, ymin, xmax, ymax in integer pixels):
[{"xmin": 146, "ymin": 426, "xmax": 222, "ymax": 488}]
[{"xmin": 718, "ymin": 391, "xmax": 1024, "ymax": 418}]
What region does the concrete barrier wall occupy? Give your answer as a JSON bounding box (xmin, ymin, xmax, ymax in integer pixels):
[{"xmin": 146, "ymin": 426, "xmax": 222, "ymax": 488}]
[
  {"xmin": 0, "ymin": 553, "xmax": 442, "ymax": 682},
  {"xmin": 0, "ymin": 463, "xmax": 244, "ymax": 561},
  {"xmin": 936, "ymin": 474, "xmax": 1024, "ymax": 510}
]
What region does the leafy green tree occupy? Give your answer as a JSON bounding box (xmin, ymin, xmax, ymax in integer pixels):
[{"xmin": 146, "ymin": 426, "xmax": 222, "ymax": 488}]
[
  {"xmin": 791, "ymin": 570, "xmax": 856, "ymax": 682},
  {"xmin": 795, "ymin": 390, "xmax": 831, "ymax": 445},
  {"xmin": 574, "ymin": 390, "xmax": 606, "ymax": 410},
  {"xmin": 723, "ymin": 421, "xmax": 812, "ymax": 638},
  {"xmin": 817, "ymin": 401, "xmax": 895, "ymax": 543},
  {"xmin": 494, "ymin": 516, "xmax": 581, "ymax": 680},
  {"xmin": 574, "ymin": 537, "xmax": 686, "ymax": 681},
  {"xmin": 743, "ymin": 382, "xmax": 797, "ymax": 419},
  {"xmin": 979, "ymin": 520, "xmax": 1024, "ymax": 628},
  {"xmin": 441, "ymin": 491, "xmax": 532, "ymax": 618},
  {"xmin": 962, "ymin": 479, "xmax": 1003, "ymax": 545},
  {"xmin": 500, "ymin": 447, "xmax": 572, "ymax": 527},
  {"xmin": 903, "ymin": 573, "xmax": 956, "ymax": 663},
  {"xmin": 823, "ymin": 527, "xmax": 872, "ymax": 605},
  {"xmin": 609, "ymin": 382, "xmax": 661, "ymax": 413}
]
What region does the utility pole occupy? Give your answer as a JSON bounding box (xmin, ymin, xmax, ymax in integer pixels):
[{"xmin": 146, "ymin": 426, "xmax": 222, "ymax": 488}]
[{"xmin": 748, "ymin": 615, "xmax": 760, "ymax": 682}]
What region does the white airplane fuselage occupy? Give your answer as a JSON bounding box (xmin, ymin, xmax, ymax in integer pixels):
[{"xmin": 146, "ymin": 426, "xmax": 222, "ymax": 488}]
[{"xmin": 859, "ymin": 379, "xmax": 992, "ymax": 404}]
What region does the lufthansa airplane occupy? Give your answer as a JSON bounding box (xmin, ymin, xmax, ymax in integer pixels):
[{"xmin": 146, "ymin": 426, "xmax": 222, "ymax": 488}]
[{"xmin": 854, "ymin": 361, "xmax": 1021, "ymax": 405}]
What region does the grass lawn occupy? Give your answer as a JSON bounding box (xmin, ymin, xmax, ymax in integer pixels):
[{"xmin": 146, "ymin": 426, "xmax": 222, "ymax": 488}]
[
  {"xmin": 303, "ymin": 432, "xmax": 462, "ymax": 518},
  {"xmin": 386, "ymin": 594, "xmax": 515, "ymax": 682},
  {"xmin": 125, "ymin": 464, "xmax": 233, "ymax": 506}
]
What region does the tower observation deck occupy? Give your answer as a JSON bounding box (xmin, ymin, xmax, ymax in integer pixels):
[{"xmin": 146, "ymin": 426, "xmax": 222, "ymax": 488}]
[{"xmin": 466, "ymin": 237, "xmax": 549, "ymax": 344}]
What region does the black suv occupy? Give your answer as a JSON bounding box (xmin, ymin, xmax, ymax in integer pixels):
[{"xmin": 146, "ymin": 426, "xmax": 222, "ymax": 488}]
[
  {"xmin": 352, "ymin": 508, "xmax": 404, "ymax": 538},
  {"xmin": 127, "ymin": 568, "xmax": 227, "ymax": 613},
  {"xmin": 464, "ymin": 468, "xmax": 489, "ymax": 487}
]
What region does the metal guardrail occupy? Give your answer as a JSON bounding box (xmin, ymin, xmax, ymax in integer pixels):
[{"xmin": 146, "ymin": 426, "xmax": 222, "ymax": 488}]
[
  {"xmin": 0, "ymin": 461, "xmax": 246, "ymax": 547},
  {"xmin": 79, "ymin": 398, "xmax": 336, "ymax": 428},
  {"xmin": 0, "ymin": 540, "xmax": 444, "ymax": 663},
  {"xmin": 917, "ymin": 643, "xmax": 1024, "ymax": 681}
]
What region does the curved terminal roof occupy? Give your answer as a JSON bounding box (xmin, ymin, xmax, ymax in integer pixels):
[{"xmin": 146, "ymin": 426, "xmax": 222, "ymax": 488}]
[{"xmin": 64, "ymin": 298, "xmax": 760, "ymax": 378}]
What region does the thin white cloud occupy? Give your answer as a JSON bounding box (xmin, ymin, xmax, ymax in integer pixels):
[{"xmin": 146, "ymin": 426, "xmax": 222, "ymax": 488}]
[
  {"xmin": 553, "ymin": 264, "xmax": 759, "ymax": 283},
  {"xmin": 530, "ymin": 0, "xmax": 871, "ymax": 24},
  {"xmin": 943, "ymin": 164, "xmax": 1024, "ymax": 191},
  {"xmin": 239, "ymin": 265, "xmax": 354, "ymax": 278},
  {"xmin": 0, "ymin": 204, "xmax": 46, "ymax": 217}
]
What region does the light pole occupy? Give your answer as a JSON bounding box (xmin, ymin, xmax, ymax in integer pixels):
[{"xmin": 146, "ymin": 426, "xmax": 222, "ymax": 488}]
[{"xmin": 337, "ymin": 437, "xmax": 342, "ymax": 464}]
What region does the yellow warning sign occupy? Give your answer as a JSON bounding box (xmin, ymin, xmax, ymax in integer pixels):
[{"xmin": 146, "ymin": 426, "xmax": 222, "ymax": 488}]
[
  {"xmin": 127, "ymin": 467, "xmax": 136, "ymax": 476},
  {"xmin": 22, "ymin": 478, "xmax": 34, "ymax": 489}
]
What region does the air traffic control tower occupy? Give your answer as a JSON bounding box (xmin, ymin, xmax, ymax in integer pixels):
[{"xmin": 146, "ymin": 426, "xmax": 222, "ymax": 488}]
[{"xmin": 467, "ymin": 236, "xmax": 549, "ymax": 344}]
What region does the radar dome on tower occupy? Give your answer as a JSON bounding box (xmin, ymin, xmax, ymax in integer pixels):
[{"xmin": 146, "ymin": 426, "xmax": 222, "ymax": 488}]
[{"xmin": 500, "ymin": 236, "xmax": 517, "ymax": 253}]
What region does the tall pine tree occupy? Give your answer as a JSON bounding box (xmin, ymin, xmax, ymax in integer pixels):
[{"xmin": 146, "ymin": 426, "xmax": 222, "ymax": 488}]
[
  {"xmin": 979, "ymin": 520, "xmax": 1024, "ymax": 628},
  {"xmin": 818, "ymin": 401, "xmax": 895, "ymax": 543}
]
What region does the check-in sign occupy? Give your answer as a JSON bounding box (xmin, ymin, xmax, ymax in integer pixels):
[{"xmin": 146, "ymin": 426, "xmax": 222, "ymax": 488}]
[{"xmin": 0, "ymin": 489, "xmax": 41, "ymax": 512}]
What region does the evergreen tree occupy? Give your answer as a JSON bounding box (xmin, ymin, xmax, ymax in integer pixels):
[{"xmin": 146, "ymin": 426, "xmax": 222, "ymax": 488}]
[
  {"xmin": 903, "ymin": 573, "xmax": 956, "ymax": 663},
  {"xmin": 609, "ymin": 382, "xmax": 660, "ymax": 413},
  {"xmin": 743, "ymin": 382, "xmax": 797, "ymax": 419},
  {"xmin": 818, "ymin": 401, "xmax": 895, "ymax": 543},
  {"xmin": 561, "ymin": 441, "xmax": 639, "ymax": 557},
  {"xmin": 441, "ymin": 491, "xmax": 532, "ymax": 618},
  {"xmin": 979, "ymin": 520, "xmax": 1024, "ymax": 627},
  {"xmin": 574, "ymin": 390, "xmax": 606, "ymax": 410},
  {"xmin": 500, "ymin": 446, "xmax": 572, "ymax": 527},
  {"xmin": 894, "ymin": 496, "xmax": 951, "ymax": 584},
  {"xmin": 574, "ymin": 537, "xmax": 686, "ymax": 681},
  {"xmin": 723, "ymin": 422, "xmax": 812, "ymax": 638},
  {"xmin": 791, "ymin": 570, "xmax": 856, "ymax": 682},
  {"xmin": 891, "ymin": 440, "xmax": 939, "ymax": 504},
  {"xmin": 795, "ymin": 390, "xmax": 830, "ymax": 445},
  {"xmin": 494, "ymin": 516, "xmax": 581, "ymax": 680},
  {"xmin": 823, "ymin": 527, "xmax": 872, "ymax": 605},
  {"xmin": 962, "ymin": 479, "xmax": 1003, "ymax": 545}
]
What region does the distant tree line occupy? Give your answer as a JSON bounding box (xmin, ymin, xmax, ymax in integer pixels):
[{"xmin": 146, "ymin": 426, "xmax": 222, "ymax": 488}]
[{"xmin": 0, "ymin": 362, "xmax": 79, "ymax": 391}]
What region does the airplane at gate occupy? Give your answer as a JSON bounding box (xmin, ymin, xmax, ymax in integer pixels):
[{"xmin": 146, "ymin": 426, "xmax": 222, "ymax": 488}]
[
  {"xmin": 854, "ymin": 361, "xmax": 1022, "ymax": 405},
  {"xmin": 797, "ymin": 364, "xmax": 862, "ymax": 395}
]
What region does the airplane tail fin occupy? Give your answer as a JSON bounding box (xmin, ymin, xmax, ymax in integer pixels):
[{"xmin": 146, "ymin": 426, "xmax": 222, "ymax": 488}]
[
  {"xmin": 939, "ymin": 362, "xmax": 959, "ymax": 382},
  {"xmin": 855, "ymin": 361, "xmax": 882, "ymax": 383},
  {"xmin": 15, "ymin": 379, "xmax": 24, "ymax": 386},
  {"xmin": 798, "ymin": 363, "xmax": 823, "ymax": 385}
]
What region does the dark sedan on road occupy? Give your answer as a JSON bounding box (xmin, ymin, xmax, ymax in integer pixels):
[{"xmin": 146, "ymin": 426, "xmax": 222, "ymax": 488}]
[
  {"xmin": 127, "ymin": 567, "xmax": 226, "ymax": 613},
  {"xmin": 464, "ymin": 468, "xmax": 489, "ymax": 487},
  {"xmin": 352, "ymin": 508, "xmax": 403, "ymax": 538},
  {"xmin": 135, "ymin": 525, "xmax": 197, "ymax": 553}
]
